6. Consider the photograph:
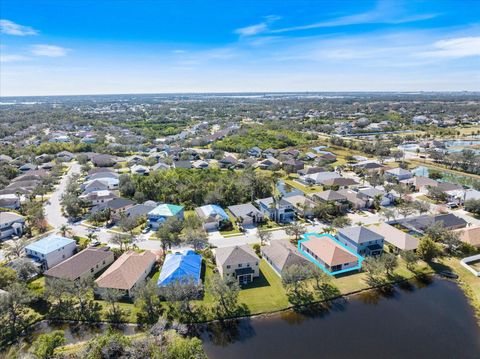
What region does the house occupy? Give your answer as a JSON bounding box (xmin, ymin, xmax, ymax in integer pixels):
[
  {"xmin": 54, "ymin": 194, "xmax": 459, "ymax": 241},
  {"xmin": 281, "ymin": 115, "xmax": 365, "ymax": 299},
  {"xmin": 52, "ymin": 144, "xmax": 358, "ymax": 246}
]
[
  {"xmin": 247, "ymin": 146, "xmax": 262, "ymax": 157},
  {"xmin": 127, "ymin": 155, "xmax": 146, "ymax": 166},
  {"xmin": 218, "ymin": 155, "xmax": 239, "ymax": 169},
  {"xmin": 454, "ymin": 226, "xmax": 480, "ymax": 248},
  {"xmin": 195, "ymin": 204, "xmax": 230, "ymax": 230},
  {"xmin": 0, "ymin": 212, "xmax": 25, "ymax": 240},
  {"xmin": 385, "ymin": 167, "xmax": 413, "ymax": 181},
  {"xmin": 310, "ymin": 190, "xmax": 347, "ymax": 203},
  {"xmin": 297, "ymin": 166, "xmax": 327, "ymax": 176},
  {"xmin": 283, "ymin": 195, "xmax": 316, "ymax": 218},
  {"xmin": 173, "ymin": 160, "xmax": 192, "ymax": 169},
  {"xmin": 322, "ymin": 177, "xmax": 358, "ymax": 188},
  {"xmin": 227, "ymin": 203, "xmax": 264, "ymax": 225},
  {"xmin": 56, "ymin": 151, "xmax": 74, "ymax": 161},
  {"xmin": 157, "ymin": 250, "xmax": 202, "ymax": 287},
  {"xmin": 316, "ymin": 151, "xmax": 337, "ymax": 162},
  {"xmin": 298, "ymin": 233, "xmax": 363, "ymax": 275},
  {"xmin": 96, "ymin": 250, "xmax": 156, "ymax": 297},
  {"xmin": 262, "ymin": 240, "xmax": 311, "ymax": 277},
  {"xmin": 91, "ymin": 154, "xmax": 118, "ymax": 167},
  {"xmin": 131, "ymin": 164, "xmax": 150, "ymax": 175},
  {"xmin": 256, "ymin": 197, "xmax": 295, "ymax": 223},
  {"xmin": 357, "ymin": 187, "xmax": 392, "ymax": 207},
  {"xmin": 399, "ymin": 213, "xmax": 468, "ymax": 233},
  {"xmin": 44, "ymin": 247, "xmax": 114, "ymax": 282},
  {"xmin": 215, "ymin": 245, "xmax": 259, "ymax": 285},
  {"xmin": 91, "ymin": 198, "xmax": 135, "ymax": 221},
  {"xmin": 86, "ymin": 171, "xmax": 119, "ymax": 182},
  {"xmin": 369, "ymin": 222, "xmax": 419, "ymax": 251},
  {"xmin": 25, "ymin": 235, "xmax": 77, "ymax": 270},
  {"xmin": 300, "ymin": 171, "xmax": 341, "ymax": 185},
  {"xmin": 147, "ymin": 204, "xmax": 184, "ymax": 230},
  {"xmin": 0, "ymin": 194, "xmax": 21, "ymax": 210},
  {"xmin": 125, "ymin": 203, "xmax": 157, "ymax": 221},
  {"xmin": 337, "ymin": 226, "xmax": 384, "ymax": 256},
  {"xmin": 19, "ymin": 163, "xmax": 37, "ymax": 172},
  {"xmin": 282, "ymin": 159, "xmax": 304, "ymax": 173},
  {"xmin": 352, "ymin": 161, "xmax": 384, "ymax": 172},
  {"xmin": 337, "ymin": 189, "xmax": 368, "ymax": 209},
  {"xmin": 79, "ymin": 190, "xmax": 117, "ymax": 206},
  {"xmin": 407, "ymin": 176, "xmax": 439, "ymax": 193},
  {"xmin": 82, "ymin": 177, "xmax": 119, "ymax": 192},
  {"xmin": 192, "ymin": 160, "xmax": 209, "ymax": 169},
  {"xmin": 151, "ymin": 162, "xmax": 171, "ymax": 171},
  {"xmin": 257, "ymin": 157, "xmax": 281, "ymax": 170}
]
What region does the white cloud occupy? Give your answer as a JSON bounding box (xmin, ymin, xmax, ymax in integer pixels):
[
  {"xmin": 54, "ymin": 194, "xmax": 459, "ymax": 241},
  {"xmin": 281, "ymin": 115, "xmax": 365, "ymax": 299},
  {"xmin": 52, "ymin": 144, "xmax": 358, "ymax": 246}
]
[
  {"xmin": 419, "ymin": 36, "xmax": 480, "ymax": 58},
  {"xmin": 0, "ymin": 19, "xmax": 38, "ymax": 36},
  {"xmin": 235, "ymin": 15, "xmax": 281, "ymax": 36},
  {"xmin": 31, "ymin": 44, "xmax": 70, "ymax": 57},
  {"xmin": 270, "ymin": 1, "xmax": 437, "ymax": 33},
  {"xmin": 0, "ymin": 54, "xmax": 30, "ymax": 63}
]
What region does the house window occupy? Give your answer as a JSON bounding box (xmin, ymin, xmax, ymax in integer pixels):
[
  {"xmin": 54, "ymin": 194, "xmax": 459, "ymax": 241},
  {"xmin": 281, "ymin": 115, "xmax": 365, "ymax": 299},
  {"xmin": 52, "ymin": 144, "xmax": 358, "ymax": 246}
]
[
  {"xmin": 226, "ymin": 265, "xmax": 230, "ymax": 269},
  {"xmin": 90, "ymin": 268, "xmax": 94, "ymax": 273},
  {"xmin": 238, "ymin": 264, "xmax": 242, "ymax": 268}
]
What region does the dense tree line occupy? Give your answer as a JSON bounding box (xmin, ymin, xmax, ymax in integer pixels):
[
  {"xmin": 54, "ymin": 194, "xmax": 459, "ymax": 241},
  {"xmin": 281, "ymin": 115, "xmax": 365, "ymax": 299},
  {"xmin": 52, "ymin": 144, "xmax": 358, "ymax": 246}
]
[{"xmin": 122, "ymin": 168, "xmax": 272, "ymax": 209}]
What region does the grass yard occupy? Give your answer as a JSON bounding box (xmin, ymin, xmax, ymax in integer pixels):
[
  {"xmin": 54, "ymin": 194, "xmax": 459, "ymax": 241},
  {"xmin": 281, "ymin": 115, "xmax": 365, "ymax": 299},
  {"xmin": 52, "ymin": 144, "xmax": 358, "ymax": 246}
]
[
  {"xmin": 283, "ymin": 178, "xmax": 321, "ymax": 194},
  {"xmin": 237, "ymin": 260, "xmax": 289, "ymax": 314}
]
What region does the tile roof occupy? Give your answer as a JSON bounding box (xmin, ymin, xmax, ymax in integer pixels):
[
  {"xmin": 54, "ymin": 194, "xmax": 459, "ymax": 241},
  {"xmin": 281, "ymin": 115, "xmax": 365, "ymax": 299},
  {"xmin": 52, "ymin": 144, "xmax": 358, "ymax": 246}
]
[
  {"xmin": 44, "ymin": 247, "xmax": 114, "ymax": 280},
  {"xmin": 302, "ymin": 234, "xmax": 358, "ymax": 267},
  {"xmin": 96, "ymin": 250, "xmax": 156, "ymax": 290},
  {"xmin": 215, "ymin": 245, "xmax": 258, "ymax": 267}
]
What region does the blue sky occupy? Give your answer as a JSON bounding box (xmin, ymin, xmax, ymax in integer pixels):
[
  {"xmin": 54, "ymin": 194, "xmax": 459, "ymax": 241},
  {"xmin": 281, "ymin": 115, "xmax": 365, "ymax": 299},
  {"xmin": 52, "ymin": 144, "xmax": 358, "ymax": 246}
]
[{"xmin": 1, "ymin": 0, "xmax": 479, "ymax": 96}]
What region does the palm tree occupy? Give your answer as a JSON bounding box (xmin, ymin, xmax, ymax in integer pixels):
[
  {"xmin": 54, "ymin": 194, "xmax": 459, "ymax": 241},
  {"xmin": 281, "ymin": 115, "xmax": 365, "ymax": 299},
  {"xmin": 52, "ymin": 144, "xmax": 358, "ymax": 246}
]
[
  {"xmin": 86, "ymin": 232, "xmax": 97, "ymax": 243},
  {"xmin": 59, "ymin": 224, "xmax": 72, "ymax": 238},
  {"xmin": 322, "ymin": 226, "xmax": 334, "ymax": 234}
]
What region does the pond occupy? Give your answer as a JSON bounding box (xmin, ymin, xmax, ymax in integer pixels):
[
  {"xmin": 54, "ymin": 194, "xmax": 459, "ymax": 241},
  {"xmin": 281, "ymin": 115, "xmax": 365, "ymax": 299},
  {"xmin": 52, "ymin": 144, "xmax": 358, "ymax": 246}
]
[{"xmin": 200, "ymin": 278, "xmax": 480, "ymax": 359}]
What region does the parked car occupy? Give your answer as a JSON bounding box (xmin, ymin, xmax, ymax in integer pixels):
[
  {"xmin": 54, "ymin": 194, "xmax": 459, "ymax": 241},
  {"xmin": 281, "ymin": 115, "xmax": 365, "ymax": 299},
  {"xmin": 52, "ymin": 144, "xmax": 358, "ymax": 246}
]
[
  {"xmin": 141, "ymin": 227, "xmax": 150, "ymax": 234},
  {"xmin": 90, "ymin": 240, "xmax": 101, "ymax": 247},
  {"xmin": 446, "ymin": 202, "xmax": 459, "ymax": 209}
]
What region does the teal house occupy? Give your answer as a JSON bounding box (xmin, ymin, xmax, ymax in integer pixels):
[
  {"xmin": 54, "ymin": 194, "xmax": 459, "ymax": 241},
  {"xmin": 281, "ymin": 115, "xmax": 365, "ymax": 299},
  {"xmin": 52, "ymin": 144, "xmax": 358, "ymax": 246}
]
[{"xmin": 147, "ymin": 203, "xmax": 184, "ymax": 230}]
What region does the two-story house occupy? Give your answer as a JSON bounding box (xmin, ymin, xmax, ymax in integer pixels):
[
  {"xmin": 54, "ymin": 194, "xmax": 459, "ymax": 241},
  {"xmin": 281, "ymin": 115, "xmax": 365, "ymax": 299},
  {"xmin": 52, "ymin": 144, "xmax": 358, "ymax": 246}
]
[
  {"xmin": 215, "ymin": 245, "xmax": 259, "ymax": 285},
  {"xmin": 147, "ymin": 203, "xmax": 184, "ymax": 230},
  {"xmin": 256, "ymin": 197, "xmax": 295, "ymax": 223},
  {"xmin": 0, "ymin": 212, "xmax": 25, "ymax": 240},
  {"xmin": 337, "ymin": 226, "xmax": 384, "ymax": 256},
  {"xmin": 25, "ymin": 235, "xmax": 77, "ymax": 270}
]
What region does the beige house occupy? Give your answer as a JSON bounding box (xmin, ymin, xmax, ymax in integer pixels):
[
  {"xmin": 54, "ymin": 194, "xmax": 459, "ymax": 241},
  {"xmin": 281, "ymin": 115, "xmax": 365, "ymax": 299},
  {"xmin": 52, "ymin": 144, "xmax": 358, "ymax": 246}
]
[
  {"xmin": 44, "ymin": 247, "xmax": 114, "ymax": 282},
  {"xmin": 95, "ymin": 250, "xmax": 156, "ymax": 297},
  {"xmin": 215, "ymin": 245, "xmax": 259, "ymax": 285},
  {"xmin": 369, "ymin": 222, "xmax": 419, "ymax": 251},
  {"xmin": 454, "ymin": 226, "xmax": 480, "ymax": 248}
]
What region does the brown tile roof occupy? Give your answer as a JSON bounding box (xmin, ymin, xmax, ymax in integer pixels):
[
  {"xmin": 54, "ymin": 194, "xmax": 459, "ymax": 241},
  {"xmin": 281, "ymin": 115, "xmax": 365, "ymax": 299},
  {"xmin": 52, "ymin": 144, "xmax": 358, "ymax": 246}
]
[
  {"xmin": 44, "ymin": 247, "xmax": 114, "ymax": 280},
  {"xmin": 95, "ymin": 250, "xmax": 156, "ymax": 290},
  {"xmin": 303, "ymin": 234, "xmax": 358, "ymax": 266}
]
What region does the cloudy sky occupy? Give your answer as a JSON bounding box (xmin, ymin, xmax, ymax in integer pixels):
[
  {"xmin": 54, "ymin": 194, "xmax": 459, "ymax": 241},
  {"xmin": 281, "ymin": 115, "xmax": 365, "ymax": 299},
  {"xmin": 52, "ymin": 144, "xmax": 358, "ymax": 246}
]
[{"xmin": 1, "ymin": 0, "xmax": 479, "ymax": 96}]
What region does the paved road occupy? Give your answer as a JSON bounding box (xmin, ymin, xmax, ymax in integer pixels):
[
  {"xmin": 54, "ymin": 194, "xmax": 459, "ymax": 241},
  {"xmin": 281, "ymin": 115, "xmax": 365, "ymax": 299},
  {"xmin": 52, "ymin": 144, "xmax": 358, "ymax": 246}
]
[{"xmin": 44, "ymin": 162, "xmax": 161, "ymax": 251}]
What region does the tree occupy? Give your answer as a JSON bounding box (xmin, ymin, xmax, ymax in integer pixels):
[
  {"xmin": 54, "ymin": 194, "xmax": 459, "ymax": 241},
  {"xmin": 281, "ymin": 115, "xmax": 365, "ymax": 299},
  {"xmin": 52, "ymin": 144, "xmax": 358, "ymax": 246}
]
[
  {"xmin": 133, "ymin": 281, "xmax": 162, "ymax": 325},
  {"xmin": 0, "ymin": 282, "xmax": 34, "ymax": 340},
  {"xmin": 86, "ymin": 231, "xmax": 98, "ymax": 243},
  {"xmin": 257, "ymin": 227, "xmax": 272, "ymax": 245},
  {"xmin": 156, "ymin": 225, "xmax": 180, "ymax": 252},
  {"xmin": 465, "ymin": 199, "xmax": 480, "ymax": 215},
  {"xmin": 282, "ymin": 264, "xmax": 312, "ymax": 297},
  {"xmin": 161, "ymin": 278, "xmax": 202, "ymax": 322},
  {"xmin": 417, "ymin": 237, "xmax": 441, "ymax": 262},
  {"xmin": 0, "ymin": 266, "xmax": 17, "ymax": 289},
  {"xmin": 285, "ymin": 222, "xmax": 306, "ymax": 243},
  {"xmin": 331, "ymin": 216, "xmax": 351, "ymax": 228},
  {"xmin": 3, "ymin": 238, "xmax": 27, "ymax": 260},
  {"xmin": 83, "ymin": 329, "xmax": 131, "ymax": 359},
  {"xmin": 30, "ymin": 330, "xmax": 66, "ymax": 359},
  {"xmin": 59, "ymin": 224, "xmax": 72, "ymax": 237},
  {"xmin": 118, "ymin": 214, "xmax": 138, "ymax": 235},
  {"xmin": 397, "ymin": 201, "xmax": 415, "ymax": 219},
  {"xmin": 182, "ymin": 228, "xmax": 208, "ymax": 251},
  {"xmin": 401, "ymin": 250, "xmax": 418, "ymax": 272},
  {"xmin": 16, "ymin": 258, "xmax": 39, "ymax": 281},
  {"xmin": 207, "ymin": 273, "xmax": 240, "ymax": 317},
  {"xmin": 427, "ymin": 186, "xmax": 447, "ymax": 202},
  {"xmin": 101, "ymin": 288, "xmax": 127, "ymax": 323},
  {"xmin": 110, "ymin": 233, "xmax": 133, "ymax": 251},
  {"xmin": 380, "ymin": 208, "xmax": 396, "ymax": 222},
  {"xmin": 382, "ymin": 252, "xmax": 398, "ymax": 277},
  {"xmin": 166, "ymin": 332, "xmax": 207, "ymax": 359},
  {"xmin": 412, "ymin": 200, "xmax": 430, "ymax": 215}
]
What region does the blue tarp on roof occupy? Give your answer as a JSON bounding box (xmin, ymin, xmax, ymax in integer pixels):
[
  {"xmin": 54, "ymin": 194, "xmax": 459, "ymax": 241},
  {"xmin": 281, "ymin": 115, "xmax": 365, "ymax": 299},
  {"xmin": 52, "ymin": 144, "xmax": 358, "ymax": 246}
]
[{"xmin": 157, "ymin": 250, "xmax": 202, "ymax": 286}]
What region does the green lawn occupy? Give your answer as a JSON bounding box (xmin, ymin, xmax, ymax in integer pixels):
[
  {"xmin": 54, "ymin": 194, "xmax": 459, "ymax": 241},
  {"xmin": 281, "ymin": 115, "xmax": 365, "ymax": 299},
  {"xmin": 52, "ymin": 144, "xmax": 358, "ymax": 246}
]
[{"xmin": 283, "ymin": 178, "xmax": 321, "ymax": 194}]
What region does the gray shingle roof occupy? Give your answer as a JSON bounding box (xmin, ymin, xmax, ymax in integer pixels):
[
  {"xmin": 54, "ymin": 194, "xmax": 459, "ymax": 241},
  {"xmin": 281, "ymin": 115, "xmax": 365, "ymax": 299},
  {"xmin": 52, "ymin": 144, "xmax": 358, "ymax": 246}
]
[
  {"xmin": 338, "ymin": 226, "xmax": 384, "ymax": 244},
  {"xmin": 215, "ymin": 245, "xmax": 258, "ymax": 267}
]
